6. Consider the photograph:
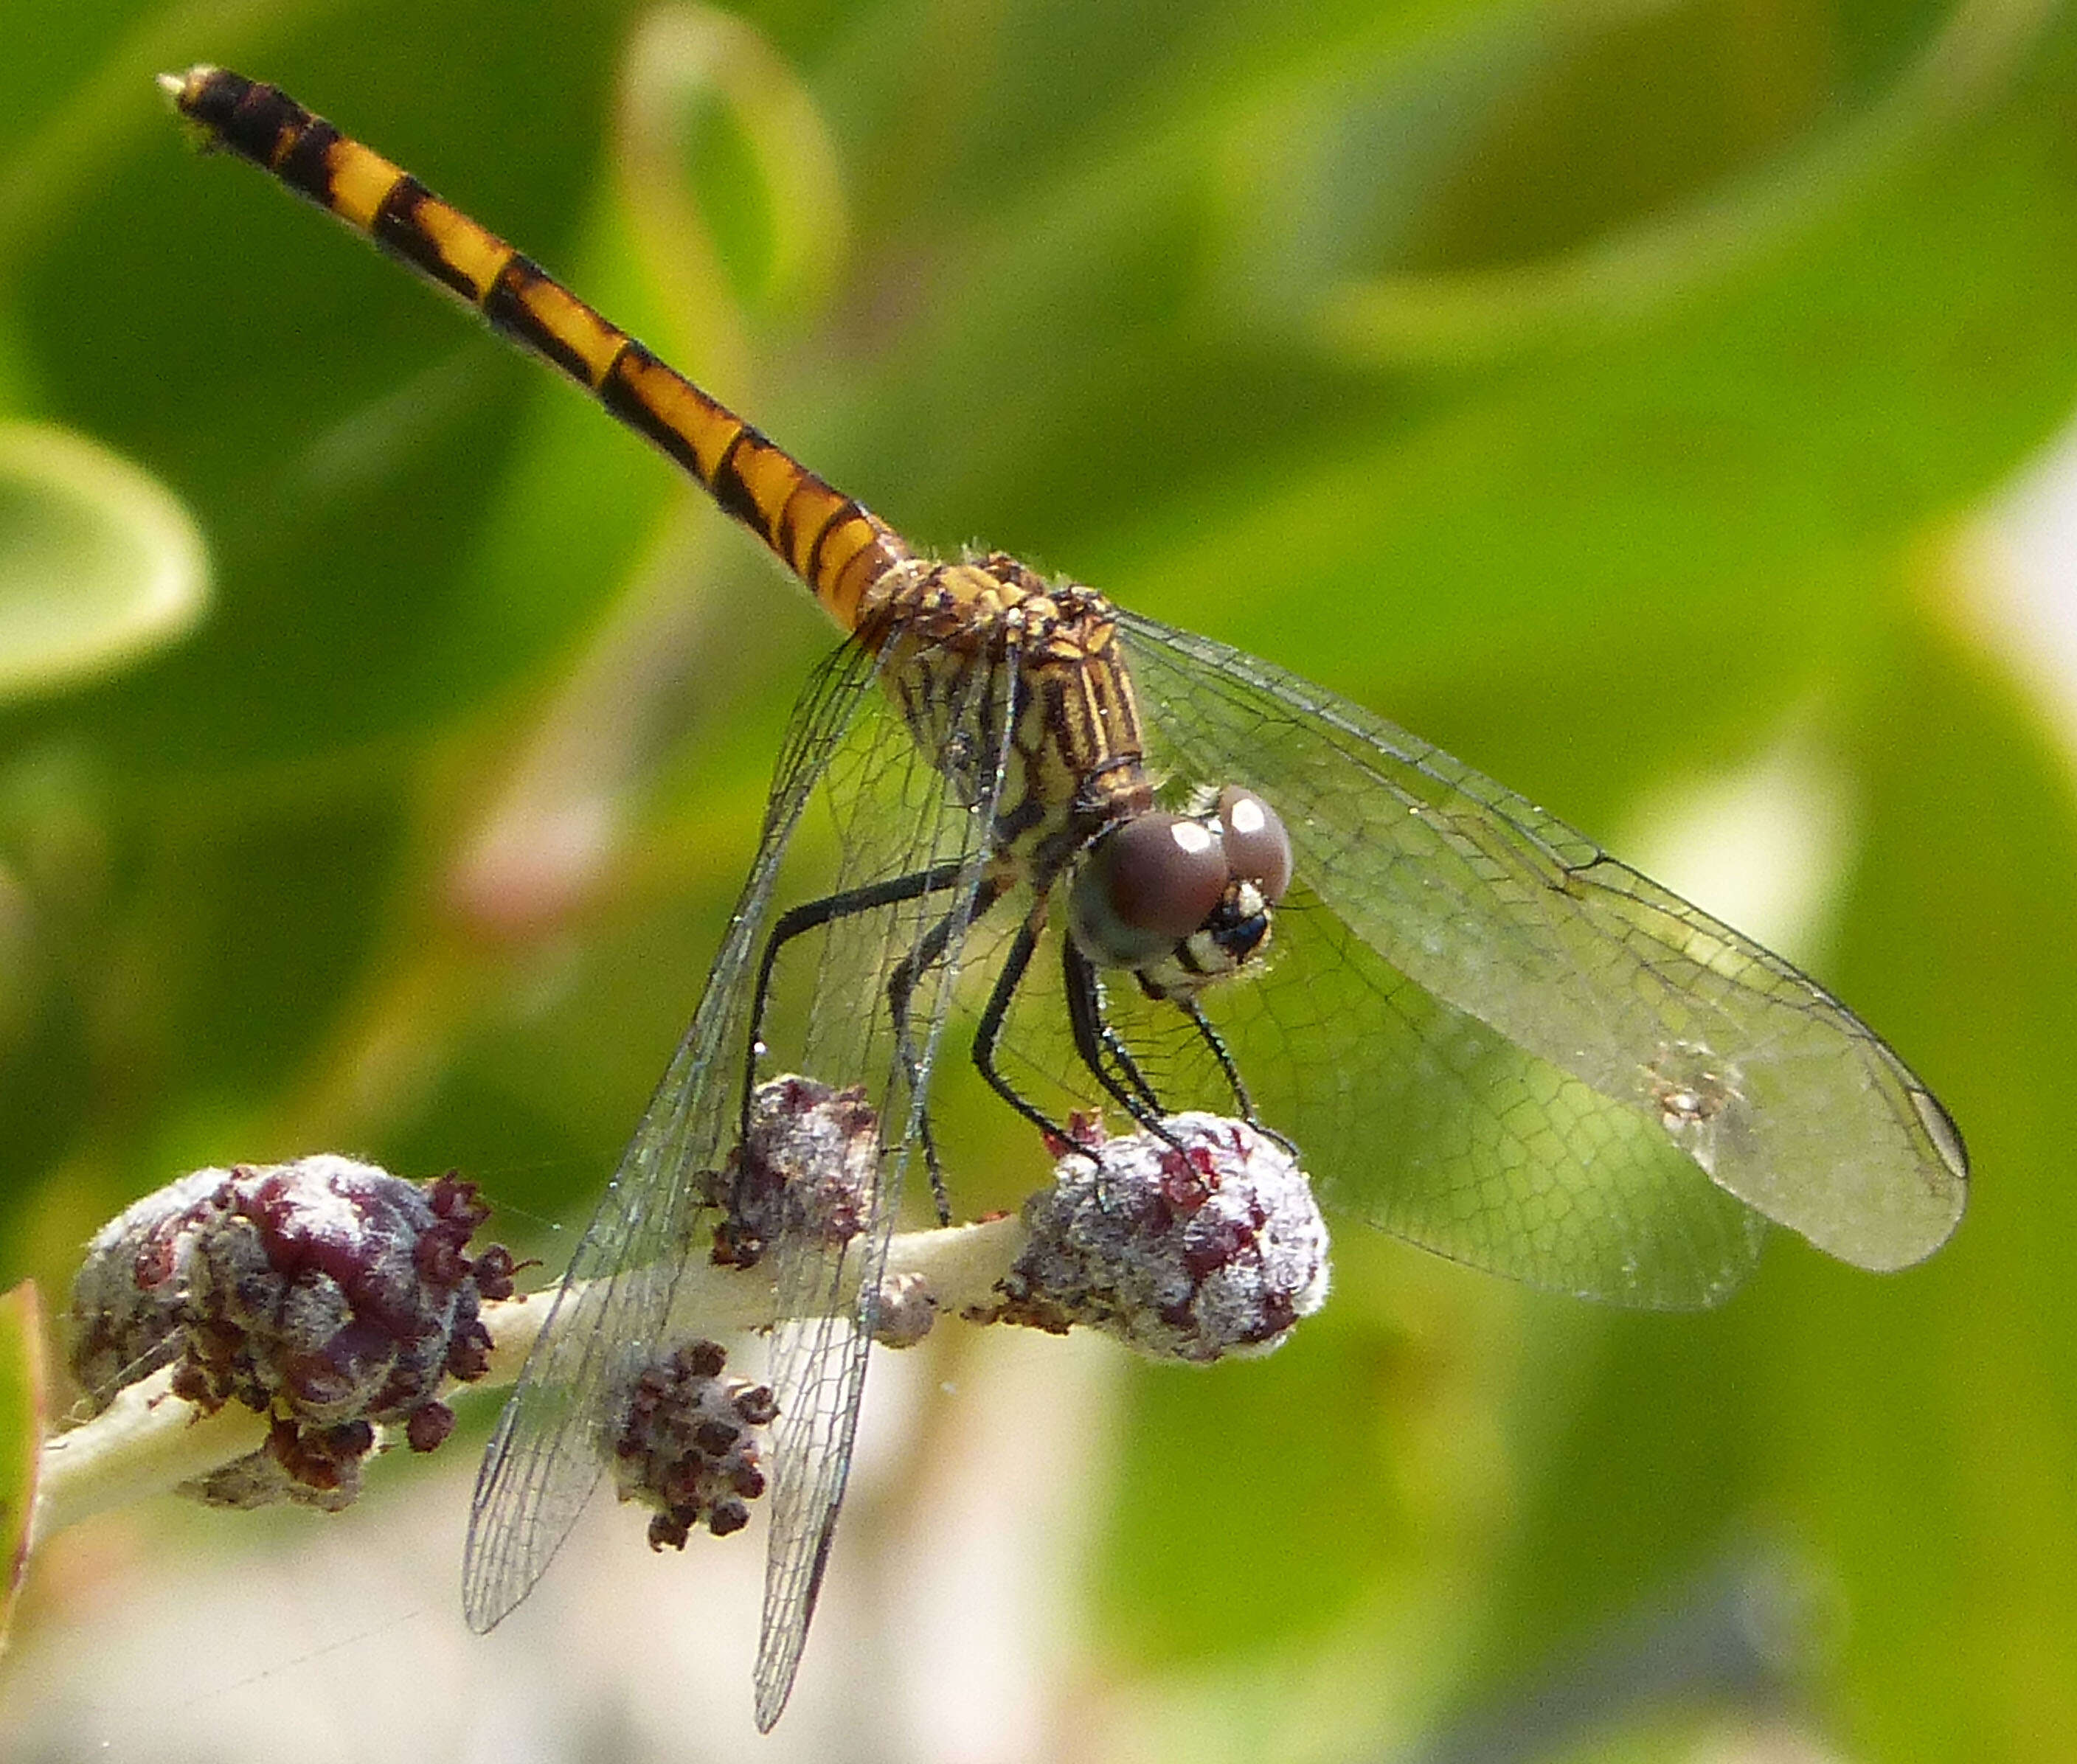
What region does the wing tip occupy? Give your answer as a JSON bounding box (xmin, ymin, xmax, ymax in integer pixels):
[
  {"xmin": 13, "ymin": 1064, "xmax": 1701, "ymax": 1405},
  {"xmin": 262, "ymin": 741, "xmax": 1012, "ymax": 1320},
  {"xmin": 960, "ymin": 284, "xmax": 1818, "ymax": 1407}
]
[
  {"xmin": 461, "ymin": 1589, "xmax": 512, "ymax": 1637},
  {"xmin": 1845, "ymin": 1084, "xmax": 1969, "ymax": 1271},
  {"xmin": 1788, "ymin": 1164, "xmax": 1967, "ymax": 1274},
  {"xmin": 1910, "ymin": 1083, "xmax": 1970, "ymax": 1185},
  {"xmin": 752, "ymin": 1635, "xmax": 807, "ymax": 1732},
  {"xmin": 460, "ymin": 1532, "xmax": 526, "ymax": 1636}
]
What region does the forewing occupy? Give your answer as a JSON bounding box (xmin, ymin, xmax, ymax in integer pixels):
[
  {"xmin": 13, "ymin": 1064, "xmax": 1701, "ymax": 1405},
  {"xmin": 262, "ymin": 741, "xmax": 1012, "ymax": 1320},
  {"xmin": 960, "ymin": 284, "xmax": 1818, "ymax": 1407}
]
[
  {"xmin": 751, "ymin": 633, "xmax": 1013, "ymax": 1730},
  {"xmin": 462, "ymin": 639, "xmax": 883, "ymax": 1634},
  {"xmin": 1118, "ymin": 612, "xmax": 1966, "ymax": 1279}
]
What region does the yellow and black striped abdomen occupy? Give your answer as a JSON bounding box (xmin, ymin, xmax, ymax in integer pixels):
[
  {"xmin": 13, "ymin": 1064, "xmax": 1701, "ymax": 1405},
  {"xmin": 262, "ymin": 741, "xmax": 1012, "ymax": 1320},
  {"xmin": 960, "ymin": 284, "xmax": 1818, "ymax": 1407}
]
[{"xmin": 162, "ymin": 66, "xmax": 910, "ymax": 636}]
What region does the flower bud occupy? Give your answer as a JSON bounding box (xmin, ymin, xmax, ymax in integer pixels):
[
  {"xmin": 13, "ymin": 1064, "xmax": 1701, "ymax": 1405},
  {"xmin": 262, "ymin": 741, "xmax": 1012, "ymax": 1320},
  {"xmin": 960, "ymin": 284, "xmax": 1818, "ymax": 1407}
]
[
  {"xmin": 870, "ymin": 1270, "xmax": 937, "ymax": 1349},
  {"xmin": 69, "ymin": 1156, "xmax": 516, "ymax": 1509},
  {"xmin": 610, "ymin": 1340, "xmax": 777, "ymax": 1549},
  {"xmin": 990, "ymin": 1114, "xmax": 1330, "ymax": 1362},
  {"xmin": 711, "ymin": 1074, "xmax": 878, "ymax": 1269}
]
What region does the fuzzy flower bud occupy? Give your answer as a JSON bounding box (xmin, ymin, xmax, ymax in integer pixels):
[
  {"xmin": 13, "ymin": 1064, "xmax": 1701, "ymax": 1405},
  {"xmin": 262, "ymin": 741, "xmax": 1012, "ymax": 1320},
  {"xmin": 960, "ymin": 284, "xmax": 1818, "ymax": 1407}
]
[
  {"xmin": 69, "ymin": 1156, "xmax": 516, "ymax": 1509},
  {"xmin": 711, "ymin": 1075, "xmax": 877, "ymax": 1269},
  {"xmin": 870, "ymin": 1270, "xmax": 938, "ymax": 1349},
  {"xmin": 988, "ymin": 1113, "xmax": 1330, "ymax": 1362}
]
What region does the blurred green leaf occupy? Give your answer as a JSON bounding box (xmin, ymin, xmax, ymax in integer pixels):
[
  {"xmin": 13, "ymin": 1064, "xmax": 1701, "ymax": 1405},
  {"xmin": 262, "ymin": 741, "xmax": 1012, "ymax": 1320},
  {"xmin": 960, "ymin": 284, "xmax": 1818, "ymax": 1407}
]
[
  {"xmin": 0, "ymin": 1279, "xmax": 46, "ymax": 1653},
  {"xmin": 1752, "ymin": 604, "xmax": 2077, "ymax": 1757},
  {"xmin": 1111, "ymin": 42, "xmax": 2077, "ymax": 703},
  {"xmin": 0, "ymin": 421, "xmax": 208, "ymax": 704}
]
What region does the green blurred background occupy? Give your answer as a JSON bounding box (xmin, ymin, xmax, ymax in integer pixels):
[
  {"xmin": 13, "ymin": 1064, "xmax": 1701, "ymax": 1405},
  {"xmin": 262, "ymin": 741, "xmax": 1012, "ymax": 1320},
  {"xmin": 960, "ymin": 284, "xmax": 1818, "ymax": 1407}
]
[{"xmin": 3, "ymin": 0, "xmax": 2076, "ymax": 1757}]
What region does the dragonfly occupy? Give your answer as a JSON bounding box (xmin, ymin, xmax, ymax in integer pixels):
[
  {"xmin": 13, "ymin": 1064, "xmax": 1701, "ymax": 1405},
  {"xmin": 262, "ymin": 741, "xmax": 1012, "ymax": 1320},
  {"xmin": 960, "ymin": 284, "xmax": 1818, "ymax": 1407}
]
[{"xmin": 164, "ymin": 66, "xmax": 1968, "ymax": 1729}]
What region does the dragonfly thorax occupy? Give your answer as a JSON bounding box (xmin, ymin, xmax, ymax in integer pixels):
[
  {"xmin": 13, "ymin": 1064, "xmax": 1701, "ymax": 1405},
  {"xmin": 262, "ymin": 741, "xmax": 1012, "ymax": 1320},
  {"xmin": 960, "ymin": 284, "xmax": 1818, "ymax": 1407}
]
[
  {"xmin": 1069, "ymin": 786, "xmax": 1292, "ymax": 1000},
  {"xmin": 878, "ymin": 552, "xmax": 1155, "ymax": 880}
]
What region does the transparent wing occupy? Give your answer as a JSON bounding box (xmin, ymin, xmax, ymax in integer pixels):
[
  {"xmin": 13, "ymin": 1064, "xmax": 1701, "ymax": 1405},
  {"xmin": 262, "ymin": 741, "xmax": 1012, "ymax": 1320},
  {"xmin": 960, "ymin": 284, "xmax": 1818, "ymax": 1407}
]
[
  {"xmin": 750, "ymin": 633, "xmax": 1013, "ymax": 1729},
  {"xmin": 1117, "ymin": 611, "xmax": 1966, "ymax": 1283},
  {"xmin": 462, "ymin": 638, "xmax": 883, "ymax": 1633},
  {"xmin": 1125, "ymin": 889, "xmax": 1768, "ymax": 1305},
  {"xmin": 986, "ymin": 886, "xmax": 1762, "ymax": 1308}
]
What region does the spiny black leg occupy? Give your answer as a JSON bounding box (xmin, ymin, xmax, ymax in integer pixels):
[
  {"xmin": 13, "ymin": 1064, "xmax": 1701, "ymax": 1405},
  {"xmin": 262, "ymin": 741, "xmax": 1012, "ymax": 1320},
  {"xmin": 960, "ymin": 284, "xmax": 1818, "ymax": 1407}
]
[
  {"xmin": 887, "ymin": 871, "xmax": 1011, "ymax": 1221},
  {"xmin": 1176, "ymin": 996, "xmax": 1297, "ymax": 1157},
  {"xmin": 971, "ymin": 918, "xmax": 1081, "ymax": 1147},
  {"xmin": 1179, "ymin": 998, "xmax": 1252, "ymax": 1119},
  {"xmin": 1060, "ymin": 943, "xmax": 1193, "ymax": 1220},
  {"xmin": 1061, "ymin": 940, "xmax": 1167, "ymax": 1125},
  {"xmin": 1064, "ymin": 950, "xmax": 1193, "ymax": 1215},
  {"xmin": 744, "ymin": 858, "xmax": 971, "ymax": 1137}
]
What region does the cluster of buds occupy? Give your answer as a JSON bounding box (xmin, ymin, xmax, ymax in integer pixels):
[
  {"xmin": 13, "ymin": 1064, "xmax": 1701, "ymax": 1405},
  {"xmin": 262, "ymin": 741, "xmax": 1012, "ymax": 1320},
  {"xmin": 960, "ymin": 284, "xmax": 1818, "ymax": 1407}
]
[
  {"xmin": 987, "ymin": 1112, "xmax": 1331, "ymax": 1362},
  {"xmin": 69, "ymin": 1156, "xmax": 516, "ymax": 1509},
  {"xmin": 610, "ymin": 1339, "xmax": 778, "ymax": 1549},
  {"xmin": 52, "ymin": 1090, "xmax": 1328, "ymax": 1555},
  {"xmin": 706, "ymin": 1080, "xmax": 1331, "ymax": 1367}
]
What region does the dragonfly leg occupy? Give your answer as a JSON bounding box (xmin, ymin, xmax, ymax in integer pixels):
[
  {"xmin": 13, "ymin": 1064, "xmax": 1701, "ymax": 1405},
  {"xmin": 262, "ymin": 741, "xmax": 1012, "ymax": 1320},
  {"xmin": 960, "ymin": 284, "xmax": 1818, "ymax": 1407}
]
[
  {"xmin": 1168, "ymin": 994, "xmax": 1301, "ymax": 1157},
  {"xmin": 1179, "ymin": 997, "xmax": 1252, "ymax": 1119},
  {"xmin": 1171, "ymin": 996, "xmax": 1297, "ymax": 1153},
  {"xmin": 887, "ymin": 872, "xmax": 1013, "ymax": 1221},
  {"xmin": 743, "ymin": 858, "xmax": 972, "ymax": 1141},
  {"xmin": 971, "ymin": 917, "xmax": 1089, "ymax": 1150},
  {"xmin": 968, "ymin": 924, "xmax": 1184, "ymax": 1173},
  {"xmin": 1062, "ymin": 940, "xmax": 1169, "ymax": 1125}
]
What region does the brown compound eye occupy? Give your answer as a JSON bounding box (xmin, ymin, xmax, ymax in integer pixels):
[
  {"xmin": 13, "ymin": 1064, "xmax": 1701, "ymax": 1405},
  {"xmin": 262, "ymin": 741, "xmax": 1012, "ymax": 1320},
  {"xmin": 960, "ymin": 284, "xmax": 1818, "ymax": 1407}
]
[
  {"xmin": 1098, "ymin": 813, "xmax": 1230, "ymax": 938},
  {"xmin": 1217, "ymin": 787, "xmax": 1291, "ymax": 903},
  {"xmin": 1070, "ymin": 812, "xmax": 1231, "ymax": 967}
]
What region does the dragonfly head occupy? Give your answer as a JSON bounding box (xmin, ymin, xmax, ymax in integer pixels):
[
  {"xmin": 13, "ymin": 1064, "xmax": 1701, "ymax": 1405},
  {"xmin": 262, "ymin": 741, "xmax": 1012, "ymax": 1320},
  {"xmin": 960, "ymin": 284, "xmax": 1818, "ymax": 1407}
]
[{"xmin": 1068, "ymin": 787, "xmax": 1291, "ymax": 999}]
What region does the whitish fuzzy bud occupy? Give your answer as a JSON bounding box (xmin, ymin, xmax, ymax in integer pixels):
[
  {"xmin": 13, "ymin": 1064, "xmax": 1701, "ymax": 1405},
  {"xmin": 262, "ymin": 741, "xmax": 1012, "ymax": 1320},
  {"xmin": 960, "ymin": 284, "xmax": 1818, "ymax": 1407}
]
[
  {"xmin": 69, "ymin": 1156, "xmax": 516, "ymax": 1509},
  {"xmin": 989, "ymin": 1114, "xmax": 1329, "ymax": 1362},
  {"xmin": 711, "ymin": 1075, "xmax": 877, "ymax": 1269},
  {"xmin": 870, "ymin": 1270, "xmax": 937, "ymax": 1349}
]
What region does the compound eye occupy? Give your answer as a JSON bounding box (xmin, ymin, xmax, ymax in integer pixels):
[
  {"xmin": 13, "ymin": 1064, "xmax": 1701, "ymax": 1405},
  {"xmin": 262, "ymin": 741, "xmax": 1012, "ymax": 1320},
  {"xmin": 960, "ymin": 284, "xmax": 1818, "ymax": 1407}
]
[
  {"xmin": 1216, "ymin": 787, "xmax": 1292, "ymax": 903},
  {"xmin": 1098, "ymin": 813, "xmax": 1230, "ymax": 938},
  {"xmin": 1072, "ymin": 812, "xmax": 1231, "ymax": 969}
]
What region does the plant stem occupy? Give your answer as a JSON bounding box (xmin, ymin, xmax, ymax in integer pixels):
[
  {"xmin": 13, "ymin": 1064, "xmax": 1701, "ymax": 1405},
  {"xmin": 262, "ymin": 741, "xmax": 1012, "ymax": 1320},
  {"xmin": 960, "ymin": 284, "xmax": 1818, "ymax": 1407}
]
[{"xmin": 30, "ymin": 1211, "xmax": 1027, "ymax": 1552}]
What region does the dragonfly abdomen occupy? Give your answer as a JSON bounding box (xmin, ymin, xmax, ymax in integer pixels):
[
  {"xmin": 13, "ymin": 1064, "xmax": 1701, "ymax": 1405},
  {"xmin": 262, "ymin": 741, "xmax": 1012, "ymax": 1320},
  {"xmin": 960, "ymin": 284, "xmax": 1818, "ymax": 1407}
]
[{"xmin": 161, "ymin": 66, "xmax": 911, "ymax": 636}]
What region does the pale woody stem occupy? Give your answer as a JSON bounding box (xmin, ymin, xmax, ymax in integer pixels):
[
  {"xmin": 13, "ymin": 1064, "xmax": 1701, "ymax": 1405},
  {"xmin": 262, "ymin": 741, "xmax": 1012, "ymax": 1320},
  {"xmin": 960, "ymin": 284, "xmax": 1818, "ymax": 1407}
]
[{"xmin": 30, "ymin": 1212, "xmax": 1028, "ymax": 1552}]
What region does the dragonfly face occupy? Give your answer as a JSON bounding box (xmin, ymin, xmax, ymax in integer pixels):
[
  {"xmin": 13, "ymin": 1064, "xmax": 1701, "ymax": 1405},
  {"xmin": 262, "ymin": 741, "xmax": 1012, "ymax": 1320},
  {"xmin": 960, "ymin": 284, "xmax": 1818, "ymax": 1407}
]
[
  {"xmin": 161, "ymin": 63, "xmax": 1969, "ymax": 1735},
  {"xmin": 1068, "ymin": 785, "xmax": 1294, "ymax": 999}
]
